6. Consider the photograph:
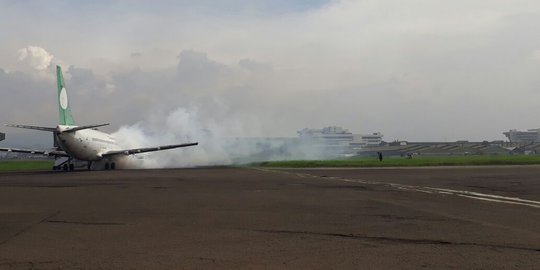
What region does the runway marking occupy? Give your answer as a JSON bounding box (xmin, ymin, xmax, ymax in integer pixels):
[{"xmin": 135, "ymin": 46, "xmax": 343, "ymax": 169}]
[{"xmin": 255, "ymin": 168, "xmax": 540, "ymax": 209}]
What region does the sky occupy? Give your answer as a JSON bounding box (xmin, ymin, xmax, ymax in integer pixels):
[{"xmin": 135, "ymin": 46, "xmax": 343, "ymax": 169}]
[{"xmin": 2, "ymin": 0, "xmax": 540, "ymax": 147}]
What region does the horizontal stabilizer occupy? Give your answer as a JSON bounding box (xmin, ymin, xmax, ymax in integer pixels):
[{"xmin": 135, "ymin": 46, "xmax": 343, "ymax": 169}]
[
  {"xmin": 62, "ymin": 123, "xmax": 109, "ymax": 133},
  {"xmin": 5, "ymin": 124, "xmax": 56, "ymax": 132},
  {"xmin": 0, "ymin": 147, "xmax": 69, "ymax": 157},
  {"xmin": 102, "ymin": 142, "xmax": 198, "ymax": 156}
]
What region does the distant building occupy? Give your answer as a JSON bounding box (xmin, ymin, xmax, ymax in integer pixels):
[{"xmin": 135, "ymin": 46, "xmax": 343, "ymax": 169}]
[
  {"xmin": 503, "ymin": 129, "xmax": 540, "ymax": 143},
  {"xmin": 298, "ymin": 126, "xmax": 383, "ymax": 154},
  {"xmin": 0, "ymin": 132, "xmax": 4, "ymax": 142},
  {"xmin": 351, "ymin": 132, "xmax": 384, "ymax": 148},
  {"xmin": 298, "ymin": 126, "xmax": 353, "ymax": 144}
]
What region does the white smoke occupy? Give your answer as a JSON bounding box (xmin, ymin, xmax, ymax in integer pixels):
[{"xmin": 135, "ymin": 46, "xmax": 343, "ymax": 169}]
[
  {"xmin": 112, "ymin": 107, "xmax": 330, "ymax": 168},
  {"xmin": 112, "ymin": 107, "xmax": 228, "ymax": 168}
]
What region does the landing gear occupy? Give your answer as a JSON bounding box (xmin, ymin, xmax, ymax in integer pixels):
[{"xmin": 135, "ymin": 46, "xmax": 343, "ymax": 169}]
[
  {"xmin": 54, "ymin": 157, "xmax": 75, "ymax": 172},
  {"xmin": 55, "ymin": 158, "xmax": 117, "ymax": 171},
  {"xmin": 104, "ymin": 162, "xmax": 116, "ymax": 170}
]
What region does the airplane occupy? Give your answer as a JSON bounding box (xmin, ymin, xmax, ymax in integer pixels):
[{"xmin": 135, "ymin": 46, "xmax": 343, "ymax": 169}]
[{"xmin": 0, "ymin": 65, "xmax": 198, "ymax": 171}]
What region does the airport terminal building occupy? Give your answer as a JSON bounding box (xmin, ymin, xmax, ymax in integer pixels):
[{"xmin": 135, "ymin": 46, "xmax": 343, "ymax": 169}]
[{"xmin": 503, "ymin": 129, "xmax": 540, "ymax": 143}]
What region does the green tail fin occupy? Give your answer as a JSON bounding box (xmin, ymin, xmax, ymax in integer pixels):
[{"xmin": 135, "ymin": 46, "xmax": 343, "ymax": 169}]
[{"xmin": 56, "ymin": 65, "xmax": 75, "ymax": 126}]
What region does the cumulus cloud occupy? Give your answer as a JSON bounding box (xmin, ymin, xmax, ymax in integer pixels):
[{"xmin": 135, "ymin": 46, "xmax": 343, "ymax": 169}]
[{"xmin": 17, "ymin": 46, "xmax": 54, "ymax": 71}]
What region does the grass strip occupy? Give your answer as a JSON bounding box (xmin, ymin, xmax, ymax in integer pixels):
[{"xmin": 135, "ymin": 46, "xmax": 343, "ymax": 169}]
[
  {"xmin": 0, "ymin": 160, "xmax": 54, "ymax": 172},
  {"xmin": 252, "ymin": 155, "xmax": 540, "ymax": 168}
]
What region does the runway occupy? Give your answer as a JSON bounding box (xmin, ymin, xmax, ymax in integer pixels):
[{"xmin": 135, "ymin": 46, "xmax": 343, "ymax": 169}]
[{"xmin": 0, "ymin": 166, "xmax": 539, "ymax": 269}]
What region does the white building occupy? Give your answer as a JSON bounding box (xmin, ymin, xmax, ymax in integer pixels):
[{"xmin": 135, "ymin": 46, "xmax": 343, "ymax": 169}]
[
  {"xmin": 350, "ymin": 132, "xmax": 384, "ymax": 149},
  {"xmin": 503, "ymin": 129, "xmax": 540, "ymax": 143},
  {"xmin": 298, "ymin": 126, "xmax": 383, "ymax": 154}
]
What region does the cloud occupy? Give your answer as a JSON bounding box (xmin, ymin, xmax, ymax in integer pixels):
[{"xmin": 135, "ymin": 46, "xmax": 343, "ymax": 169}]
[
  {"xmin": 130, "ymin": 52, "xmax": 142, "ymax": 58},
  {"xmin": 3, "ymin": 0, "xmax": 540, "ymax": 149},
  {"xmin": 176, "ymin": 50, "xmax": 232, "ymax": 87},
  {"xmin": 17, "ymin": 46, "xmax": 54, "ymax": 71}
]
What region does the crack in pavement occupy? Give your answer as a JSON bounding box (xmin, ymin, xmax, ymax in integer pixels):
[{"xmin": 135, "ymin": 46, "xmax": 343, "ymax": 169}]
[
  {"xmin": 254, "ymin": 229, "xmax": 540, "ymax": 253},
  {"xmin": 0, "ymin": 260, "xmax": 61, "ymax": 267},
  {"xmin": 0, "ymin": 211, "xmax": 60, "ymax": 246},
  {"xmin": 362, "ymin": 214, "xmax": 446, "ymax": 221},
  {"xmin": 46, "ymin": 220, "xmax": 126, "ymax": 226},
  {"xmin": 0, "ymin": 212, "xmax": 125, "ymax": 247}
]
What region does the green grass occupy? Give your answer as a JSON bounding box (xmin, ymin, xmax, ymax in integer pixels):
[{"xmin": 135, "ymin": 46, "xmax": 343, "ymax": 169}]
[
  {"xmin": 252, "ymin": 155, "xmax": 540, "ymax": 168},
  {"xmin": 0, "ymin": 160, "xmax": 54, "ymax": 172}
]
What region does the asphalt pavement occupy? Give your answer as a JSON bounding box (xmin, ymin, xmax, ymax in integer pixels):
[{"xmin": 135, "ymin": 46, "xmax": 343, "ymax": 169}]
[{"xmin": 0, "ymin": 166, "xmax": 538, "ymax": 269}]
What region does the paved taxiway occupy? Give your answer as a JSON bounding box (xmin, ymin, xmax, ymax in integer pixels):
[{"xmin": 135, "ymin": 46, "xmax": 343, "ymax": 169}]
[{"xmin": 0, "ymin": 166, "xmax": 539, "ymax": 269}]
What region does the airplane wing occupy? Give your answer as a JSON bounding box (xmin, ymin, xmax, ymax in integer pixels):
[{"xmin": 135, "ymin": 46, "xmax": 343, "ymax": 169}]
[
  {"xmin": 101, "ymin": 142, "xmax": 198, "ymax": 157},
  {"xmin": 5, "ymin": 124, "xmax": 56, "ymax": 132},
  {"xmin": 6, "ymin": 123, "xmax": 110, "ymax": 133},
  {"xmin": 0, "ymin": 147, "xmax": 70, "ymax": 157}
]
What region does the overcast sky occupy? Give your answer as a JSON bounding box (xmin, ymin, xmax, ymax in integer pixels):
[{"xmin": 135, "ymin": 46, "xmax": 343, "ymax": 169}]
[{"xmin": 2, "ymin": 0, "xmax": 540, "ymax": 146}]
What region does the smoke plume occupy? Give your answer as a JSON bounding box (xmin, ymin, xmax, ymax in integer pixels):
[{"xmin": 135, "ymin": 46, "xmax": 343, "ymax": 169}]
[{"xmin": 112, "ymin": 107, "xmax": 328, "ymax": 168}]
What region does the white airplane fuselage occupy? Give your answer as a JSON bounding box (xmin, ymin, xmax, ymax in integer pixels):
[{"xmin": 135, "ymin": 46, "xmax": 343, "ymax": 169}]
[{"xmin": 56, "ymin": 125, "xmax": 120, "ymax": 161}]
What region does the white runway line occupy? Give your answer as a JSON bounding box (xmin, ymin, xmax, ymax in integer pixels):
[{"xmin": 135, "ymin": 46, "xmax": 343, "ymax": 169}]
[{"xmin": 256, "ymin": 168, "xmax": 540, "ymax": 209}]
